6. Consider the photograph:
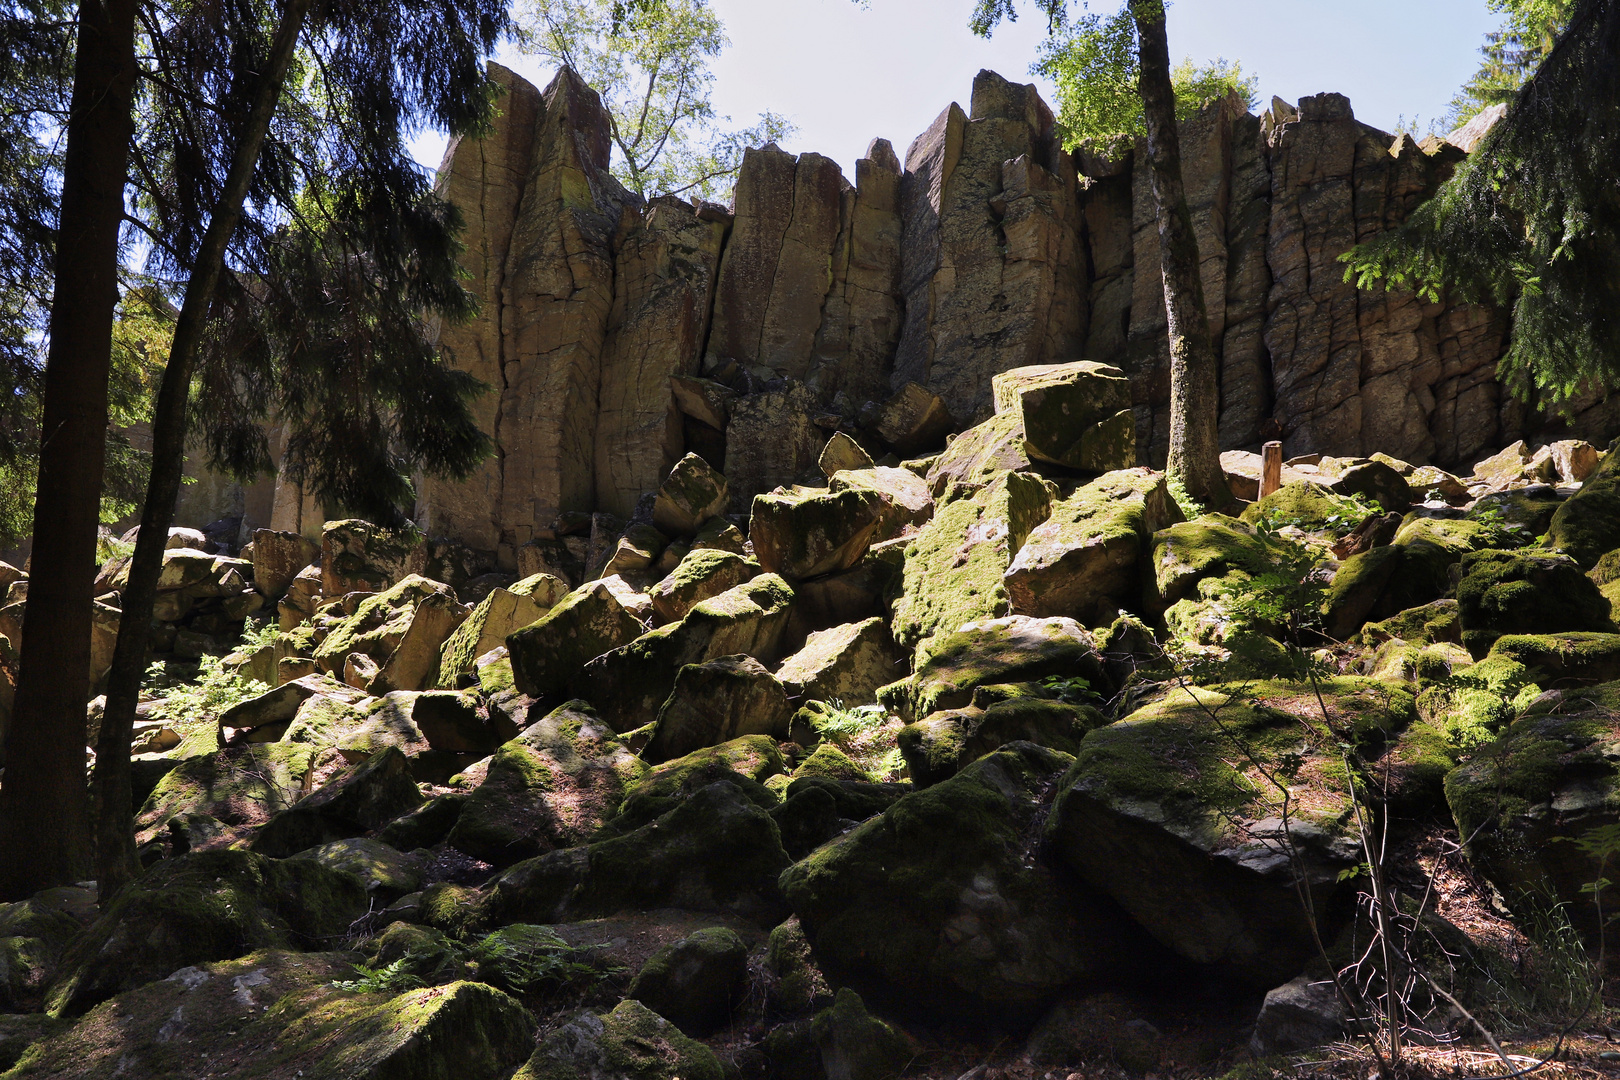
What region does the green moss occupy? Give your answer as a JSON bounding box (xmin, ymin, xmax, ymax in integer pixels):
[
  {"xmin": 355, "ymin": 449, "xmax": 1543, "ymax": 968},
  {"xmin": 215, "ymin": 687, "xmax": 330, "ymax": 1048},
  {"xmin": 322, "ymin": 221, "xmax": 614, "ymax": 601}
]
[
  {"xmin": 1456, "ymin": 549, "xmax": 1616, "ymax": 658},
  {"xmin": 1151, "ymin": 515, "xmax": 1277, "ymax": 607},
  {"xmin": 1359, "ymin": 599, "xmax": 1461, "ymax": 646},
  {"xmin": 313, "ymin": 575, "xmax": 449, "ymax": 670},
  {"xmin": 1239, "ymin": 482, "xmax": 1369, "ymax": 533},
  {"xmin": 625, "ymin": 734, "xmax": 785, "ymax": 802},
  {"xmin": 1485, "ymin": 632, "xmax": 1620, "ymax": 685},
  {"xmin": 134, "ymin": 742, "xmax": 316, "ymax": 843},
  {"xmin": 792, "ymin": 743, "xmax": 872, "ymax": 783},
  {"xmin": 516, "ymin": 999, "xmax": 726, "ymax": 1080},
  {"xmin": 809, "ymin": 988, "xmax": 915, "ymax": 1080}
]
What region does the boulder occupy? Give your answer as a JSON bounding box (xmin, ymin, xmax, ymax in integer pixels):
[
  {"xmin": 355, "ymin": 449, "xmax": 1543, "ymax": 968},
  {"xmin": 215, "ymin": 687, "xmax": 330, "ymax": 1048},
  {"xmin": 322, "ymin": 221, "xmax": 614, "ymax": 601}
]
[
  {"xmin": 810, "ymin": 988, "xmax": 916, "ymax": 1080},
  {"xmin": 217, "ymin": 672, "xmax": 361, "ymax": 740},
  {"xmin": 626, "ymin": 927, "xmax": 749, "ymax": 1037},
  {"xmin": 44, "ymin": 849, "xmax": 368, "ymax": 1017},
  {"xmin": 250, "ymin": 746, "xmax": 424, "ymax": 858},
  {"xmin": 775, "ymin": 617, "xmax": 905, "ymax": 707},
  {"xmin": 1005, "ymin": 468, "xmax": 1181, "ymax": 622},
  {"xmin": 289, "ymin": 837, "xmax": 424, "ymax": 901},
  {"xmin": 374, "ymin": 590, "xmax": 468, "ymax": 691},
  {"xmin": 507, "ymin": 579, "xmax": 647, "ymax": 699},
  {"xmin": 750, "ymin": 488, "xmax": 886, "ymax": 582},
  {"xmin": 1249, "ymin": 975, "xmax": 1347, "ymax": 1056},
  {"xmin": 1445, "ymin": 683, "xmax": 1620, "ymax": 940},
  {"xmin": 312, "ymin": 574, "xmax": 460, "ymax": 674},
  {"xmin": 646, "ymin": 655, "xmax": 793, "ymax": 763},
  {"xmin": 990, "ymin": 360, "xmax": 1135, "ymax": 471},
  {"xmin": 649, "ymin": 548, "xmax": 756, "ymax": 623},
  {"xmin": 899, "ymin": 695, "xmax": 1104, "ymax": 788},
  {"xmin": 134, "ymin": 743, "xmax": 317, "ymax": 845},
  {"xmin": 1238, "ymin": 481, "xmax": 1368, "ymax": 534},
  {"xmin": 1327, "ymin": 459, "xmax": 1411, "ymax": 512},
  {"xmin": 923, "ymin": 409, "xmax": 1030, "ymax": 497},
  {"xmin": 1546, "ymin": 440, "xmax": 1620, "ymax": 568},
  {"xmin": 1150, "ymin": 514, "xmax": 1276, "ymax": 608},
  {"xmin": 873, "ymin": 381, "xmax": 952, "ymax": 455},
  {"xmin": 828, "ymin": 465, "xmax": 935, "ymax": 537},
  {"xmin": 320, "ymin": 519, "xmax": 418, "ymax": 597},
  {"xmin": 724, "ymin": 382, "xmax": 829, "ymax": 509},
  {"xmin": 886, "ymin": 615, "xmax": 1102, "ymax": 720},
  {"xmin": 1484, "ymin": 632, "xmax": 1620, "ymax": 685},
  {"xmin": 436, "ymin": 583, "xmax": 554, "ymax": 687},
  {"xmin": 819, "ymin": 431, "xmax": 875, "ymax": 477},
  {"xmin": 1024, "ymin": 993, "xmax": 1166, "ymax": 1071},
  {"xmin": 780, "ymin": 743, "xmax": 1141, "ymax": 1018},
  {"xmin": 250, "ymin": 528, "xmax": 320, "ymax": 600},
  {"xmin": 514, "ymin": 999, "xmax": 725, "ymax": 1080},
  {"xmin": 573, "ymin": 574, "xmax": 796, "ymax": 731},
  {"xmin": 480, "ymin": 780, "xmax": 792, "ymax": 928},
  {"xmin": 890, "ymin": 471, "xmax": 1054, "ymax": 651},
  {"xmin": 1456, "ymin": 549, "xmax": 1615, "ymax": 658},
  {"xmin": 1045, "ymin": 682, "xmax": 1392, "ymax": 984},
  {"xmin": 446, "ymin": 700, "xmax": 646, "ymax": 866},
  {"xmin": 376, "ymin": 792, "xmax": 467, "ymax": 851},
  {"xmin": 1472, "ymin": 440, "xmax": 1531, "ymax": 484},
  {"xmin": 1322, "ymin": 518, "xmax": 1492, "ymax": 641}
]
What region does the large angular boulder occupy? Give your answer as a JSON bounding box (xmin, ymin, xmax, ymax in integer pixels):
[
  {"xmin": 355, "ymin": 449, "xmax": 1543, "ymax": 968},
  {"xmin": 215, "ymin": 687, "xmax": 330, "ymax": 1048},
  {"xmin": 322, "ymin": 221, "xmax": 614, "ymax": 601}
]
[
  {"xmin": 320, "ymin": 519, "xmax": 418, "ymax": 597},
  {"xmin": 134, "ymin": 743, "xmax": 317, "ymax": 845},
  {"xmin": 884, "ymin": 614, "xmax": 1103, "ymax": 720},
  {"xmin": 250, "ymin": 528, "xmax": 320, "ymax": 600},
  {"xmin": 374, "ymin": 590, "xmax": 469, "ymax": 691},
  {"xmin": 1546, "ymin": 440, "xmax": 1620, "ymax": 569},
  {"xmin": 311, "ymin": 574, "xmax": 460, "ymax": 674},
  {"xmin": 288, "ymin": 837, "xmax": 424, "ymax": 901},
  {"xmin": 573, "ymin": 574, "xmax": 796, "ymax": 731},
  {"xmin": 250, "ymin": 746, "xmax": 424, "ymax": 858},
  {"xmin": 507, "ymin": 579, "xmax": 647, "ymax": 699},
  {"xmin": 1149, "ymin": 514, "xmax": 1276, "ymax": 608},
  {"xmin": 991, "ymin": 361, "xmax": 1135, "ymax": 471},
  {"xmin": 1456, "ymin": 549, "xmax": 1615, "ymax": 658},
  {"xmin": 775, "ymin": 617, "xmax": 906, "ymax": 707},
  {"xmin": 750, "ymin": 488, "xmax": 887, "ymax": 582},
  {"xmin": 1004, "ymin": 468, "xmax": 1180, "ymax": 622},
  {"xmin": 873, "ymin": 381, "xmax": 952, "ymax": 455},
  {"xmin": 652, "ymin": 452, "xmax": 731, "ymax": 537},
  {"xmin": 515, "ymin": 999, "xmax": 725, "ymax": 1080},
  {"xmin": 780, "ymin": 743, "xmax": 1141, "ymax": 1018},
  {"xmin": 625, "ymin": 927, "xmax": 749, "ymax": 1038},
  {"xmin": 480, "ymin": 780, "xmax": 791, "ymax": 928},
  {"xmin": 1045, "ymin": 681, "xmax": 1393, "ymax": 984},
  {"xmin": 899, "ymin": 694, "xmax": 1104, "ymax": 788},
  {"xmin": 890, "ymin": 471, "xmax": 1054, "ymax": 650},
  {"xmin": 923, "ymin": 409, "xmax": 1031, "ymax": 497},
  {"xmin": 436, "ymin": 576, "xmax": 562, "ymax": 687},
  {"xmin": 447, "ymin": 700, "xmax": 647, "ymax": 866},
  {"xmin": 44, "ymin": 849, "xmax": 368, "ymax": 1017},
  {"xmin": 828, "ymin": 465, "xmax": 935, "ymax": 537},
  {"xmin": 1322, "ymin": 517, "xmax": 1494, "ymax": 641},
  {"xmin": 646, "ymin": 655, "xmax": 793, "ymax": 762},
  {"xmin": 648, "ymin": 548, "xmax": 756, "ymax": 623}
]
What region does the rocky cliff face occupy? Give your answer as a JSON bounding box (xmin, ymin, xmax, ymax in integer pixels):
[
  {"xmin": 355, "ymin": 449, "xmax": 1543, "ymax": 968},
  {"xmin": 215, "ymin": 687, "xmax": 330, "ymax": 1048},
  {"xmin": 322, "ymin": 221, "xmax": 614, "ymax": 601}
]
[{"xmin": 410, "ymin": 63, "xmax": 1614, "ymax": 567}]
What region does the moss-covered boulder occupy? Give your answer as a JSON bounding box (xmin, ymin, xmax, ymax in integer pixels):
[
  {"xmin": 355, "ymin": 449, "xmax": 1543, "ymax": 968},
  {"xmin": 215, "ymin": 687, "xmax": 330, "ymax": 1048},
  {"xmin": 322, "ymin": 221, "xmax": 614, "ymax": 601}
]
[
  {"xmin": 445, "ymin": 700, "xmax": 645, "ymax": 867},
  {"xmin": 646, "ymin": 655, "xmax": 793, "ymax": 763},
  {"xmin": 1150, "ymin": 514, "xmax": 1276, "ymax": 608},
  {"xmin": 780, "ymin": 743, "xmax": 1143, "ymax": 1018},
  {"xmin": 810, "ymin": 987, "xmax": 917, "ymax": 1080},
  {"xmin": 890, "ymin": 471, "xmax": 1054, "ymax": 650},
  {"xmin": 775, "ymin": 617, "xmax": 905, "ymax": 708},
  {"xmin": 1415, "ymin": 653, "xmax": 1540, "ymax": 750},
  {"xmin": 991, "ymin": 361, "xmax": 1134, "ymax": 472},
  {"xmin": 653, "ymin": 452, "xmax": 730, "ymax": 538},
  {"xmin": 899, "ymin": 695, "xmax": 1105, "ymax": 788},
  {"xmin": 1327, "ymin": 460, "xmax": 1411, "ymax": 513},
  {"xmin": 480, "ymin": 780, "xmax": 791, "ymax": 928},
  {"xmin": 0, "ymin": 890, "xmax": 85, "ymax": 1012},
  {"xmin": 923, "ymin": 409, "xmax": 1031, "ymax": 497},
  {"xmin": 751, "ymin": 488, "xmax": 888, "ymax": 582},
  {"xmin": 45, "ymin": 850, "xmax": 368, "ymax": 1017},
  {"xmin": 1546, "ymin": 441, "xmax": 1620, "ymax": 568},
  {"xmin": 15, "ymin": 950, "xmax": 534, "ymax": 1080},
  {"xmin": 626, "ymin": 927, "xmax": 748, "ymax": 1037},
  {"xmin": 311, "ymin": 574, "xmax": 458, "ymax": 674},
  {"xmin": 320, "ymin": 518, "xmax": 420, "ymax": 597},
  {"xmin": 288, "ymin": 837, "xmax": 424, "ymax": 901},
  {"xmin": 251, "ymin": 745, "xmax": 424, "ymax": 858},
  {"xmin": 1045, "ymin": 682, "xmax": 1397, "ymax": 985},
  {"xmin": 376, "ymin": 792, "xmax": 466, "ymax": 851},
  {"xmin": 828, "ymin": 465, "xmax": 935, "ymax": 538},
  {"xmin": 1456, "ymin": 549, "xmax": 1615, "ymax": 658},
  {"xmin": 1484, "ymin": 632, "xmax": 1620, "ymax": 685},
  {"xmin": 573, "ymin": 574, "xmax": 796, "ymax": 731},
  {"xmin": 134, "ymin": 742, "xmax": 317, "ymax": 846},
  {"xmin": 1358, "ymin": 599, "xmax": 1462, "ymax": 646},
  {"xmin": 648, "ymin": 548, "xmax": 756, "ymax": 623},
  {"xmin": 435, "ymin": 583, "xmax": 556, "ymax": 688},
  {"xmin": 885, "ymin": 615, "xmax": 1103, "ymax": 720},
  {"xmin": 1239, "ymin": 481, "xmax": 1364, "ymax": 533},
  {"xmin": 766, "ymin": 916, "xmax": 833, "ymax": 1018},
  {"xmin": 791, "ymin": 743, "xmax": 872, "ymax": 783},
  {"xmin": 515, "ymin": 999, "xmax": 725, "ymax": 1080},
  {"xmin": 1005, "ymin": 468, "xmax": 1181, "ymax": 623},
  {"xmin": 1445, "ymin": 685, "xmax": 1620, "ymax": 939},
  {"xmin": 507, "ymin": 579, "xmax": 647, "ymax": 700},
  {"xmin": 1323, "ymin": 517, "xmax": 1494, "ymax": 641}
]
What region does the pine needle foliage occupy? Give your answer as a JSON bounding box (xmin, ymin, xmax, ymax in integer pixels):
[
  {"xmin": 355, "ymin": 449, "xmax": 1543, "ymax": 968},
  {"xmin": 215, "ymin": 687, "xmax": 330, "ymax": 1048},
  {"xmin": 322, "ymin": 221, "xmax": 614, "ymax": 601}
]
[
  {"xmin": 1342, "ymin": 0, "xmax": 1620, "ymax": 411},
  {"xmin": 1447, "ymin": 0, "xmax": 1574, "ymax": 127}
]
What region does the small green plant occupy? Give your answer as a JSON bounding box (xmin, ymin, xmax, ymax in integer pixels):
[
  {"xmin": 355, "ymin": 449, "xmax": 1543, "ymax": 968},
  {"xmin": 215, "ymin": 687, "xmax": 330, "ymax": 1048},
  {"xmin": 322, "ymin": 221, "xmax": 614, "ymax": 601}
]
[
  {"xmin": 811, "ymin": 700, "xmax": 887, "ymax": 740},
  {"xmin": 1041, "ymin": 674, "xmax": 1101, "ymax": 706},
  {"xmin": 331, "ymin": 958, "xmax": 426, "ymax": 994},
  {"xmin": 95, "ymin": 532, "xmax": 135, "ymax": 565},
  {"xmin": 237, "ymin": 619, "xmax": 284, "ymax": 654},
  {"xmin": 143, "ymin": 654, "xmax": 269, "ymax": 726},
  {"xmin": 1165, "ymin": 473, "xmax": 1205, "ymax": 519},
  {"xmin": 470, "ymin": 927, "xmax": 613, "ymax": 996},
  {"xmin": 1470, "ymin": 503, "xmax": 1535, "ymax": 548},
  {"xmin": 807, "ymin": 700, "xmax": 905, "ymax": 781}
]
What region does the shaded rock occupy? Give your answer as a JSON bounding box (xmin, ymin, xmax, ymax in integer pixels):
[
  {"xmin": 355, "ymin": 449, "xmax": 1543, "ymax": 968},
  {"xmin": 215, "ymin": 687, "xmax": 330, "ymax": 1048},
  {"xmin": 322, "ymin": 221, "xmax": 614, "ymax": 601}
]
[
  {"xmin": 515, "ymin": 999, "xmax": 725, "ymax": 1080},
  {"xmin": 1485, "ymin": 632, "xmax": 1620, "ymax": 686},
  {"xmin": 251, "ymin": 746, "xmax": 424, "ymax": 858},
  {"xmin": 811, "ymin": 987, "xmax": 916, "ymax": 1080},
  {"xmin": 873, "ymin": 382, "xmax": 952, "ymax": 455},
  {"xmin": 289, "ymin": 837, "xmax": 424, "ymax": 901},
  {"xmin": 770, "ymin": 782, "xmax": 844, "ymax": 860},
  {"xmin": 724, "ymin": 382, "xmax": 829, "ymax": 509},
  {"xmin": 647, "ymin": 655, "xmax": 793, "ymax": 763},
  {"xmin": 766, "ymin": 916, "xmax": 834, "ymax": 1018},
  {"xmin": 776, "ymin": 617, "xmax": 905, "ymax": 707},
  {"xmin": 1046, "ymin": 682, "xmax": 1386, "ymax": 984},
  {"xmin": 1327, "ymin": 459, "xmax": 1411, "ymax": 512},
  {"xmin": 820, "ymin": 431, "xmax": 875, "ymax": 477},
  {"xmin": 374, "ymin": 590, "xmax": 468, "ymax": 692},
  {"xmin": 320, "ymin": 519, "xmax": 418, "ymax": 597},
  {"xmin": 1546, "ymin": 441, "xmax": 1620, "ymax": 569},
  {"xmin": 899, "ymin": 695, "xmax": 1104, "ymax": 788},
  {"xmin": 890, "ymin": 471, "xmax": 1054, "ymax": 650},
  {"xmin": 134, "ymin": 743, "xmax": 316, "ymax": 845},
  {"xmin": 436, "ymin": 582, "xmax": 555, "ymax": 687},
  {"xmin": 481, "ymin": 780, "xmax": 791, "ymax": 927},
  {"xmin": 1005, "ymin": 468, "xmax": 1180, "ymax": 623},
  {"xmin": 649, "ymin": 548, "xmax": 756, "ymax": 623},
  {"xmin": 250, "ymin": 528, "xmax": 320, "ymax": 600},
  {"xmin": 1150, "ymin": 514, "xmax": 1276, "ymax": 608},
  {"xmin": 992, "ymin": 360, "xmax": 1134, "ymax": 471},
  {"xmin": 750, "ymin": 488, "xmax": 886, "ymax": 581},
  {"xmin": 376, "ymin": 792, "xmax": 467, "ymax": 851},
  {"xmin": 44, "ymin": 850, "xmax": 367, "ymax": 1017},
  {"xmin": 886, "ymin": 614, "xmax": 1102, "ymax": 720},
  {"xmin": 1456, "ymin": 549, "xmax": 1615, "ymax": 658},
  {"xmin": 782, "ymin": 743, "xmax": 1140, "ymax": 1018},
  {"xmin": 1249, "ymin": 975, "xmax": 1346, "ymax": 1056},
  {"xmin": 508, "ymin": 579, "xmax": 647, "ymax": 699},
  {"xmin": 653, "ymin": 453, "xmax": 730, "ymax": 538},
  {"xmin": 626, "ymin": 927, "xmax": 749, "ymax": 1037},
  {"xmin": 447, "ymin": 700, "xmax": 646, "ymax": 866},
  {"xmin": 1024, "ymin": 992, "xmax": 1166, "ymax": 1071}
]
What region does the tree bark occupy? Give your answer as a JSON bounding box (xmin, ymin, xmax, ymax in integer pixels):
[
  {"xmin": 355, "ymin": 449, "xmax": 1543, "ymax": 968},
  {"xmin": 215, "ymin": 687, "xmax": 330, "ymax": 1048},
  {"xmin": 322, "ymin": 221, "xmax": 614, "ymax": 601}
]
[
  {"xmin": 0, "ymin": 0, "xmax": 139, "ymax": 902},
  {"xmin": 1132, "ymin": 0, "xmax": 1231, "ymax": 506},
  {"xmin": 92, "ymin": 0, "xmax": 315, "ymax": 904}
]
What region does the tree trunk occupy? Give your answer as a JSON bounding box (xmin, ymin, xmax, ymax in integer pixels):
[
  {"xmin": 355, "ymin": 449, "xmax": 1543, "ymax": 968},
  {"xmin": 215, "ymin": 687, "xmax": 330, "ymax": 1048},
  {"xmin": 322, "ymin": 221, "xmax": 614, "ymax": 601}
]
[
  {"xmin": 1132, "ymin": 0, "xmax": 1231, "ymax": 506},
  {"xmin": 92, "ymin": 0, "xmax": 315, "ymax": 904},
  {"xmin": 0, "ymin": 0, "xmax": 139, "ymax": 902}
]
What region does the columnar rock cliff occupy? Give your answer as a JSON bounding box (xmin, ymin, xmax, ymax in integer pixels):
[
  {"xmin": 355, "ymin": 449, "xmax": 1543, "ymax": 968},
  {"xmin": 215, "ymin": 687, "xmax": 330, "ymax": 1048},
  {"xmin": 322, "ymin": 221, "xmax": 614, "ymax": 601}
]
[{"xmin": 404, "ymin": 63, "xmax": 1613, "ymax": 566}]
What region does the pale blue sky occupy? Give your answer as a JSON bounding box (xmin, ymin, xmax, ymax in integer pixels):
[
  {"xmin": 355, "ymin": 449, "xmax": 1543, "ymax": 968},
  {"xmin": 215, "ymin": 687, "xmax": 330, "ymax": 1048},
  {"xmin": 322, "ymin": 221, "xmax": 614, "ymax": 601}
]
[{"xmin": 414, "ymin": 0, "xmax": 1505, "ymax": 183}]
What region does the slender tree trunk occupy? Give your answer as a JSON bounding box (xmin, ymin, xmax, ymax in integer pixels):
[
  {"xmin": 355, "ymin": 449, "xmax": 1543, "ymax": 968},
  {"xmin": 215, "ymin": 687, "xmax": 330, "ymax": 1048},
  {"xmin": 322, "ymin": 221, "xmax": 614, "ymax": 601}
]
[
  {"xmin": 92, "ymin": 0, "xmax": 315, "ymax": 903},
  {"xmin": 1133, "ymin": 0, "xmax": 1231, "ymax": 506},
  {"xmin": 0, "ymin": 0, "xmax": 139, "ymax": 902}
]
